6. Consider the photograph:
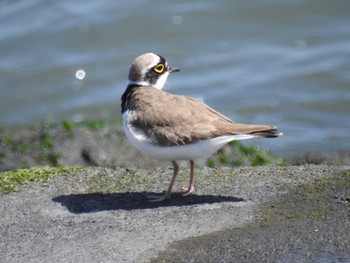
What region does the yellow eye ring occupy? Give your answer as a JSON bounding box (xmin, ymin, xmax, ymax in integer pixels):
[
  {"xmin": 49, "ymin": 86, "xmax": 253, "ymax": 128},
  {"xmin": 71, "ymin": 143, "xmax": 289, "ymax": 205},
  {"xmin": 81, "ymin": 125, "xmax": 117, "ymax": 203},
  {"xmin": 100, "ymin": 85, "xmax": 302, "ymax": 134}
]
[{"xmin": 154, "ymin": 64, "xmax": 165, "ymax": 73}]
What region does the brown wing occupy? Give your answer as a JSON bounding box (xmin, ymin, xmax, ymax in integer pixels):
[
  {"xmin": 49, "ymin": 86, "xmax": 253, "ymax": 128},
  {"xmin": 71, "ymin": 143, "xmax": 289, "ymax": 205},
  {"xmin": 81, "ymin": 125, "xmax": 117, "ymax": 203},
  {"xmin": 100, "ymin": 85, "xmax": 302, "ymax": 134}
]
[{"xmin": 129, "ymin": 87, "xmax": 280, "ymax": 146}]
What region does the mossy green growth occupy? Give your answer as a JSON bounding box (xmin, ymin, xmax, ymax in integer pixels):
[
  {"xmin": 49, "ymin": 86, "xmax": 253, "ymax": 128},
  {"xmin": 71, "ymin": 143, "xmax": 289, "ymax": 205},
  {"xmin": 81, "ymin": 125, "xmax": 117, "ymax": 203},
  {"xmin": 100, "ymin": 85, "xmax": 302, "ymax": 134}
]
[
  {"xmin": 0, "ymin": 166, "xmax": 84, "ymax": 194},
  {"xmin": 62, "ymin": 121, "xmax": 75, "ymax": 134},
  {"xmin": 1, "ymin": 119, "xmax": 123, "ymax": 170},
  {"xmin": 0, "ymin": 135, "xmax": 29, "ymax": 153},
  {"xmin": 80, "ymin": 119, "xmax": 119, "ymax": 130},
  {"xmin": 207, "ymin": 141, "xmax": 285, "ymax": 168},
  {"xmin": 62, "ymin": 119, "xmax": 120, "ymax": 134},
  {"xmin": 259, "ymin": 170, "xmax": 350, "ymax": 222}
]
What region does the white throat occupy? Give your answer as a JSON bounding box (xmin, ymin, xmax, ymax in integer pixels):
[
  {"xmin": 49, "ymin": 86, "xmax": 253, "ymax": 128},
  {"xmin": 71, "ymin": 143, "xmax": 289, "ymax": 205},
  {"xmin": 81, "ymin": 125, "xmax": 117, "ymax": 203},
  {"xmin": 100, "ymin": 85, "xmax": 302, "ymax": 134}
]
[{"xmin": 153, "ymin": 71, "xmax": 169, "ymax": 89}]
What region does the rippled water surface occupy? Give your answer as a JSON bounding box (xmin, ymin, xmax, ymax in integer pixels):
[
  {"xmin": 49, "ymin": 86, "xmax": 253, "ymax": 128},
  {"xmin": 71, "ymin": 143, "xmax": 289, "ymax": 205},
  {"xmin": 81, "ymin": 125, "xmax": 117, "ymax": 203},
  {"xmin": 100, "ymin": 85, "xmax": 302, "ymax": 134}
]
[{"xmin": 1, "ymin": 0, "xmax": 350, "ymax": 156}]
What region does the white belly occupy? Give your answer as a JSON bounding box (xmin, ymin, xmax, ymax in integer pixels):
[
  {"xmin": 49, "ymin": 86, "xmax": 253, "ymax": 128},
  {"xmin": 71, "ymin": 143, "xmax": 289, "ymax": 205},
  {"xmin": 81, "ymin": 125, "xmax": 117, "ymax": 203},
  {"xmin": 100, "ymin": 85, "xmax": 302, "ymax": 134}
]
[{"xmin": 122, "ymin": 110, "xmax": 255, "ymax": 161}]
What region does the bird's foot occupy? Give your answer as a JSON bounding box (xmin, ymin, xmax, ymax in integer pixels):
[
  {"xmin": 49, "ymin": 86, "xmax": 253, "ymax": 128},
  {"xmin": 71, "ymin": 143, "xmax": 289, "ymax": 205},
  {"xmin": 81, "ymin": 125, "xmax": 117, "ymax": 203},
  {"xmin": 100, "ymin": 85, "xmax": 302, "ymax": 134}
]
[{"xmin": 178, "ymin": 186, "xmax": 195, "ymax": 196}]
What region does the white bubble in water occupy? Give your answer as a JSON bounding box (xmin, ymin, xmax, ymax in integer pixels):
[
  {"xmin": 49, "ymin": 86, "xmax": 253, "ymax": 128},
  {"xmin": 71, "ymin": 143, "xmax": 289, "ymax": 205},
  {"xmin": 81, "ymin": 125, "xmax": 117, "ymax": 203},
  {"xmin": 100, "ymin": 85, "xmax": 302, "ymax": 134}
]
[
  {"xmin": 171, "ymin": 15, "xmax": 183, "ymax": 25},
  {"xmin": 295, "ymin": 40, "xmax": 307, "ymax": 50},
  {"xmin": 75, "ymin": 69, "xmax": 86, "ymax": 80}
]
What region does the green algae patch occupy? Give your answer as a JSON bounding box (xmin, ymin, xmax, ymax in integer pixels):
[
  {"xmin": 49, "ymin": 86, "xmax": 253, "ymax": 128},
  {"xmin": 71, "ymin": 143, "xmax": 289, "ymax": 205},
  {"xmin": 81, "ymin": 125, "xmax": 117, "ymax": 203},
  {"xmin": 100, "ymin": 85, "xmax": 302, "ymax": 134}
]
[
  {"xmin": 206, "ymin": 141, "xmax": 286, "ymax": 168},
  {"xmin": 0, "ymin": 166, "xmax": 84, "ymax": 194},
  {"xmin": 62, "ymin": 119, "xmax": 120, "ymax": 134},
  {"xmin": 259, "ymin": 169, "xmax": 350, "ymax": 222}
]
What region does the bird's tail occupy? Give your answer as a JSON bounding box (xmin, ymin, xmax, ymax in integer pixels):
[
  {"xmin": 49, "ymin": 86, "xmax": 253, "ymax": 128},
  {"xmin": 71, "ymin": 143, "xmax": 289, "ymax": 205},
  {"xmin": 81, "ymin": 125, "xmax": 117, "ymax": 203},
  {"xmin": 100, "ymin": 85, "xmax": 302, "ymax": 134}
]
[{"xmin": 250, "ymin": 128, "xmax": 283, "ymax": 138}]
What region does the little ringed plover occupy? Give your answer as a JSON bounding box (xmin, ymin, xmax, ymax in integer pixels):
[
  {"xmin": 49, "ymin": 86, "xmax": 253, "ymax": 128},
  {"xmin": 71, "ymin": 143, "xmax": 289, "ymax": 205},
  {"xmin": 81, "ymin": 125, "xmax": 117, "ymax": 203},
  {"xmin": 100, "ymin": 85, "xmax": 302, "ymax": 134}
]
[{"xmin": 121, "ymin": 53, "xmax": 282, "ymax": 202}]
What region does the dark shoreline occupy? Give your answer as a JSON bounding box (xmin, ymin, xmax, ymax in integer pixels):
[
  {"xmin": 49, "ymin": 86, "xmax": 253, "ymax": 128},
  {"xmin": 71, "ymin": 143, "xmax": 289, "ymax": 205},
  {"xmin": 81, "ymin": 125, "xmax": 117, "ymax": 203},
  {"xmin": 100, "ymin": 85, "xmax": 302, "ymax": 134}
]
[{"xmin": 1, "ymin": 120, "xmax": 349, "ymax": 172}]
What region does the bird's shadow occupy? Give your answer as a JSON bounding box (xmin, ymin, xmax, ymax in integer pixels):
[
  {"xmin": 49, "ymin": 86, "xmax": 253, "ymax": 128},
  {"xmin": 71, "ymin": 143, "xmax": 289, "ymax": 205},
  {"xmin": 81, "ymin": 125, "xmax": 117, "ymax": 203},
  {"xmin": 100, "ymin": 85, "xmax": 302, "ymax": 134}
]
[{"xmin": 52, "ymin": 192, "xmax": 244, "ymax": 214}]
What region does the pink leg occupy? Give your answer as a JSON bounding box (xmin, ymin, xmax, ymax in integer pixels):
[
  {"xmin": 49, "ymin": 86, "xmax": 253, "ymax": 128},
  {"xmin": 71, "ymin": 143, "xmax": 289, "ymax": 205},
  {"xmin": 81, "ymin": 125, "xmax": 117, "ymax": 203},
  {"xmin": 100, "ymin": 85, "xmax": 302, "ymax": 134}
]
[
  {"xmin": 180, "ymin": 160, "xmax": 195, "ymax": 196},
  {"xmin": 148, "ymin": 161, "xmax": 179, "ymax": 202}
]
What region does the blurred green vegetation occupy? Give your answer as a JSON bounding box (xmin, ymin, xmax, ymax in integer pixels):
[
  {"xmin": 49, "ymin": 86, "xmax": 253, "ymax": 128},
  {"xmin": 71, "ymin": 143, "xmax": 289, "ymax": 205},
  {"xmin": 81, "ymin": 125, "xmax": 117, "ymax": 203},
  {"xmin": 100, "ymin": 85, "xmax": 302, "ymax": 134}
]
[
  {"xmin": 207, "ymin": 141, "xmax": 285, "ymax": 168},
  {"xmin": 1, "ymin": 119, "xmax": 285, "ymax": 172}
]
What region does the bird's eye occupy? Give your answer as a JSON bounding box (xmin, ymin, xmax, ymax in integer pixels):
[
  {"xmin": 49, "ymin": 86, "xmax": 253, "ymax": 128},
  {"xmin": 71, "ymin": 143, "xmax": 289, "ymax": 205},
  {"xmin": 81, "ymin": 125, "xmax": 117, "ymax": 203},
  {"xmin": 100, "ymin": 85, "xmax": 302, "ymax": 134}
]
[{"xmin": 153, "ymin": 64, "xmax": 165, "ymax": 73}]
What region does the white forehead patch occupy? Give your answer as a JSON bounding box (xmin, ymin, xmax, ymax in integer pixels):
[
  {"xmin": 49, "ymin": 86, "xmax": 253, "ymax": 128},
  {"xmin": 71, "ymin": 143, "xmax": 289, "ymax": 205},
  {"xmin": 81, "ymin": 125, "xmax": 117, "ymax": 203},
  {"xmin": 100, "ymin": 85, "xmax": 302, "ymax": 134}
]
[{"xmin": 134, "ymin": 53, "xmax": 161, "ymax": 70}]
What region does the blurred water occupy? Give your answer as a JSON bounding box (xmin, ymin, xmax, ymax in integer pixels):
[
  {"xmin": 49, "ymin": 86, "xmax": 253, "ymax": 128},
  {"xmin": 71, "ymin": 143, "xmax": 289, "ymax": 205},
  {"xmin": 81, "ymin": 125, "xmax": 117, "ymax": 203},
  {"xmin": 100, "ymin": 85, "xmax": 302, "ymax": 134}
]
[{"xmin": 1, "ymin": 0, "xmax": 350, "ymax": 157}]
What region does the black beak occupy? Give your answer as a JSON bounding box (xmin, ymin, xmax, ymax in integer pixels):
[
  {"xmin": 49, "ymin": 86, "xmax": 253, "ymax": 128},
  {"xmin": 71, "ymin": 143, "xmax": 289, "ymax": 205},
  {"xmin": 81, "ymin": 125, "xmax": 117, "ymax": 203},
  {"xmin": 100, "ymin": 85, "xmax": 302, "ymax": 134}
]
[{"xmin": 167, "ymin": 67, "xmax": 180, "ymax": 73}]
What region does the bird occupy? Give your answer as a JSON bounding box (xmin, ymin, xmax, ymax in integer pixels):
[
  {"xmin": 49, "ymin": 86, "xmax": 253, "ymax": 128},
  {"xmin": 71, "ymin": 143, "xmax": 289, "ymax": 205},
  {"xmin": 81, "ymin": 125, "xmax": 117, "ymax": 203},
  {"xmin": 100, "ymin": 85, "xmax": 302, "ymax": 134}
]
[{"xmin": 121, "ymin": 53, "xmax": 282, "ymax": 202}]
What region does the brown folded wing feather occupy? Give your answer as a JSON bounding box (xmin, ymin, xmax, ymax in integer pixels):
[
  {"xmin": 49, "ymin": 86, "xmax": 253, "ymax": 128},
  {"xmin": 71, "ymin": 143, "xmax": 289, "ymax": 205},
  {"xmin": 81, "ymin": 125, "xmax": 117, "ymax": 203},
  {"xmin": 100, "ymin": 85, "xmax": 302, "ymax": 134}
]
[{"xmin": 127, "ymin": 87, "xmax": 280, "ymax": 146}]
